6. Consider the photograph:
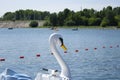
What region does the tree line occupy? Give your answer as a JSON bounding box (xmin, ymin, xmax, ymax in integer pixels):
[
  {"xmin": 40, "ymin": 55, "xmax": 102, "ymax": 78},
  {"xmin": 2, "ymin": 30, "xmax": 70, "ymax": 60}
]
[{"xmin": 0, "ymin": 6, "xmax": 120, "ymax": 27}]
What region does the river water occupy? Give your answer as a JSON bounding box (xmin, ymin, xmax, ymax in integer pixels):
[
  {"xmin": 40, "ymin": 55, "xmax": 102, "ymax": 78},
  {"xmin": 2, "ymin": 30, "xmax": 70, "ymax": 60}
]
[{"xmin": 0, "ymin": 28, "xmax": 120, "ymax": 80}]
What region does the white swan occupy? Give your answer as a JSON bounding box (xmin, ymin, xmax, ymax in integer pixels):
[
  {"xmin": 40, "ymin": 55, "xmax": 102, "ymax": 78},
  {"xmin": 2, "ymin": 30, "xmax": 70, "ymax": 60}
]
[
  {"xmin": 35, "ymin": 33, "xmax": 71, "ymax": 80},
  {"xmin": 0, "ymin": 33, "xmax": 71, "ymax": 80}
]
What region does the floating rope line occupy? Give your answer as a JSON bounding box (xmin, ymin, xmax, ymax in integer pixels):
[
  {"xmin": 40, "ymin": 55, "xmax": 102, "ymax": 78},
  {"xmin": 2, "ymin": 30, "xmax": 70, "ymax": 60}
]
[{"xmin": 0, "ymin": 45, "xmax": 119, "ymax": 62}]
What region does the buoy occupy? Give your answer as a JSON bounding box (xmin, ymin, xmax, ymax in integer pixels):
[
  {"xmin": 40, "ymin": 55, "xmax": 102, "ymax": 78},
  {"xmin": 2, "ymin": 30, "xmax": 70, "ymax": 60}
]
[
  {"xmin": 85, "ymin": 48, "xmax": 88, "ymax": 51},
  {"xmin": 94, "ymin": 48, "xmax": 97, "ymax": 50},
  {"xmin": 64, "ymin": 51, "xmax": 67, "ymax": 53},
  {"xmin": 36, "ymin": 54, "xmax": 40, "ymax": 57},
  {"xmin": 19, "ymin": 56, "xmax": 24, "ymax": 59},
  {"xmin": 75, "ymin": 50, "xmax": 79, "ymax": 52},
  {"xmin": 103, "ymin": 46, "xmax": 105, "ymax": 48},
  {"xmin": 110, "ymin": 46, "xmax": 112, "ymax": 48},
  {"xmin": 117, "ymin": 45, "xmax": 119, "ymax": 47},
  {"xmin": 0, "ymin": 58, "xmax": 5, "ymax": 61}
]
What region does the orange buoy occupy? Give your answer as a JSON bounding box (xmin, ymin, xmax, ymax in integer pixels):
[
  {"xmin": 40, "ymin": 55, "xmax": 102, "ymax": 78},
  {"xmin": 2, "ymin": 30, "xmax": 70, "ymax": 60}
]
[
  {"xmin": 0, "ymin": 58, "xmax": 5, "ymax": 61},
  {"xmin": 36, "ymin": 54, "xmax": 40, "ymax": 57},
  {"xmin": 75, "ymin": 50, "xmax": 79, "ymax": 52},
  {"xmin": 20, "ymin": 56, "xmax": 24, "ymax": 59}
]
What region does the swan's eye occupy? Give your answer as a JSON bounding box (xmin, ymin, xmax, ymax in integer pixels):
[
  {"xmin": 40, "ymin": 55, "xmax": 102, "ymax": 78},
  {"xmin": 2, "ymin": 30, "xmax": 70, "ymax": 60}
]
[{"xmin": 59, "ymin": 38, "xmax": 63, "ymax": 46}]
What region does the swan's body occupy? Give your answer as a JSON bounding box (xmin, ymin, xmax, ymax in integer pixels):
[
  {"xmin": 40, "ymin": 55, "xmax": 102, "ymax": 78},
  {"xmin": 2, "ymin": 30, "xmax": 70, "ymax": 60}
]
[
  {"xmin": 35, "ymin": 33, "xmax": 71, "ymax": 80},
  {"xmin": 0, "ymin": 68, "xmax": 32, "ymax": 80}
]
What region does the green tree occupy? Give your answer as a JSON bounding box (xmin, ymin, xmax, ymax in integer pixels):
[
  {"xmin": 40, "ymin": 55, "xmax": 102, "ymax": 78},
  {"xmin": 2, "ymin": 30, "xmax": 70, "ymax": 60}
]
[
  {"xmin": 64, "ymin": 20, "xmax": 75, "ymax": 26},
  {"xmin": 113, "ymin": 7, "xmax": 120, "ymax": 15},
  {"xmin": 29, "ymin": 21, "xmax": 38, "ymax": 27},
  {"xmin": 57, "ymin": 12, "xmax": 65, "ymax": 26},
  {"xmin": 1, "ymin": 6, "xmax": 120, "ymax": 27},
  {"xmin": 105, "ymin": 6, "xmax": 116, "ymax": 26},
  {"xmin": 82, "ymin": 9, "xmax": 95, "ymax": 18},
  {"xmin": 81, "ymin": 17, "xmax": 88, "ymax": 26},
  {"xmin": 3, "ymin": 12, "xmax": 14, "ymax": 20},
  {"xmin": 49, "ymin": 13, "xmax": 58, "ymax": 26},
  {"xmin": 118, "ymin": 22, "xmax": 120, "ymax": 28},
  {"xmin": 115, "ymin": 15, "xmax": 120, "ymax": 22},
  {"xmin": 100, "ymin": 18, "xmax": 109, "ymax": 27},
  {"xmin": 88, "ymin": 17, "xmax": 101, "ymax": 26},
  {"xmin": 72, "ymin": 12, "xmax": 82, "ymax": 26},
  {"xmin": 115, "ymin": 15, "xmax": 120, "ymax": 27},
  {"xmin": 63, "ymin": 8, "xmax": 71, "ymax": 19}
]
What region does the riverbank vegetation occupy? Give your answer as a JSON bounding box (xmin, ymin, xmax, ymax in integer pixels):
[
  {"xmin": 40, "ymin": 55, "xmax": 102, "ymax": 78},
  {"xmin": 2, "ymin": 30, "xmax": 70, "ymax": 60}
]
[{"xmin": 0, "ymin": 6, "xmax": 120, "ymax": 28}]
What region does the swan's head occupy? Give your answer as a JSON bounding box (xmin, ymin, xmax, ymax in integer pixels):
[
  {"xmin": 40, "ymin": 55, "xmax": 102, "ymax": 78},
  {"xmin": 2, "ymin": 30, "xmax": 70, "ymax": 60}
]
[{"xmin": 49, "ymin": 33, "xmax": 67, "ymax": 51}]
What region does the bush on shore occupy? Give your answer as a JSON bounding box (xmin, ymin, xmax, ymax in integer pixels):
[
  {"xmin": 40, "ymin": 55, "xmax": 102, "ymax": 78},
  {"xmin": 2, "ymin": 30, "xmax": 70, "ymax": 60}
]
[{"xmin": 29, "ymin": 21, "xmax": 38, "ymax": 27}]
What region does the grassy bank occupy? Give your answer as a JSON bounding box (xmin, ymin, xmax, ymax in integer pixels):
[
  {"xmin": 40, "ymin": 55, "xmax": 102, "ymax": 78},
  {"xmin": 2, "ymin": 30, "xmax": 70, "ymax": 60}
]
[{"xmin": 38, "ymin": 26, "xmax": 119, "ymax": 29}]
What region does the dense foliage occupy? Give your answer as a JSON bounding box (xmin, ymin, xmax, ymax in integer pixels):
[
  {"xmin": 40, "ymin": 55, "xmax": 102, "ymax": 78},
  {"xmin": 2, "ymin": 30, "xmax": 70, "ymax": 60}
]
[
  {"xmin": 1, "ymin": 6, "xmax": 120, "ymax": 27},
  {"xmin": 29, "ymin": 21, "xmax": 38, "ymax": 27},
  {"xmin": 2, "ymin": 9, "xmax": 50, "ymax": 21}
]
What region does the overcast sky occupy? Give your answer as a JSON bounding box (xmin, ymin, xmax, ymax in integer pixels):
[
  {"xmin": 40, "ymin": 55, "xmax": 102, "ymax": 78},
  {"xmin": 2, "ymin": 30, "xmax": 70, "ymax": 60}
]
[{"xmin": 0, "ymin": 0, "xmax": 120, "ymax": 17}]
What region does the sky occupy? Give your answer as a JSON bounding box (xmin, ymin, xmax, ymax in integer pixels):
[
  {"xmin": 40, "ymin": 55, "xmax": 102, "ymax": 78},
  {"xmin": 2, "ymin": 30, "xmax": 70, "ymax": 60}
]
[{"xmin": 0, "ymin": 0, "xmax": 120, "ymax": 17}]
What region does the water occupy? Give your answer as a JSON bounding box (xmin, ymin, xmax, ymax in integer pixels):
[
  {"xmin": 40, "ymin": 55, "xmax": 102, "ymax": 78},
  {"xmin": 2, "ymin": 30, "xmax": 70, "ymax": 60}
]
[{"xmin": 0, "ymin": 28, "xmax": 120, "ymax": 80}]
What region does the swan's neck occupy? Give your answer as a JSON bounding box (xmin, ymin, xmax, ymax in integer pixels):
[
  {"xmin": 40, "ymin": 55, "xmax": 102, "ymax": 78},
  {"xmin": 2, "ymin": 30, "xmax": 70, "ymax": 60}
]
[{"xmin": 50, "ymin": 41, "xmax": 71, "ymax": 78}]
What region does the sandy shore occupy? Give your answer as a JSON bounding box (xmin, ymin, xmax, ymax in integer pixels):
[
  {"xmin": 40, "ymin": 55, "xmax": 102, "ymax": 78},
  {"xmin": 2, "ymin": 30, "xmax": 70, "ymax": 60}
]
[{"xmin": 0, "ymin": 21, "xmax": 45, "ymax": 28}]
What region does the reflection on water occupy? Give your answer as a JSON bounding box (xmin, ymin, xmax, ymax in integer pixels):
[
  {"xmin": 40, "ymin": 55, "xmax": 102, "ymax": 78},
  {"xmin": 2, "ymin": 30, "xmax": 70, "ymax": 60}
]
[{"xmin": 0, "ymin": 28, "xmax": 120, "ymax": 80}]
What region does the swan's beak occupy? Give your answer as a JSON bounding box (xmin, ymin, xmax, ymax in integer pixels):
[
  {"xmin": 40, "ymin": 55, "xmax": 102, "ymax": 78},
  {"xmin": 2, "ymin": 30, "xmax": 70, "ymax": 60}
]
[{"xmin": 61, "ymin": 44, "xmax": 67, "ymax": 51}]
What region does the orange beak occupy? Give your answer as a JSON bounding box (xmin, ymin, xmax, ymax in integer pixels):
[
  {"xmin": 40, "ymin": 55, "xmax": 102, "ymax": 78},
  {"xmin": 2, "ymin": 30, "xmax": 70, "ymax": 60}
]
[{"xmin": 61, "ymin": 44, "xmax": 67, "ymax": 51}]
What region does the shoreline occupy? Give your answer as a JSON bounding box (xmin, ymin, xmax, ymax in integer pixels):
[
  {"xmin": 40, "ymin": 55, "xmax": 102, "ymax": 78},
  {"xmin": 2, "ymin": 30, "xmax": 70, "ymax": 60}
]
[
  {"xmin": 0, "ymin": 21, "xmax": 119, "ymax": 29},
  {"xmin": 0, "ymin": 20, "xmax": 45, "ymax": 28}
]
